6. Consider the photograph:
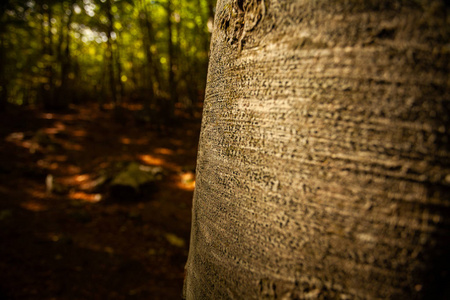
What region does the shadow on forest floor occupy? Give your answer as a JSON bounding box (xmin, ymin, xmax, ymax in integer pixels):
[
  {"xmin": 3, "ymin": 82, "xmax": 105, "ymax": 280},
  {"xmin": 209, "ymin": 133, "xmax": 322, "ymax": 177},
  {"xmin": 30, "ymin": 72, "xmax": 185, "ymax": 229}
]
[{"xmin": 0, "ymin": 103, "xmax": 201, "ymax": 299}]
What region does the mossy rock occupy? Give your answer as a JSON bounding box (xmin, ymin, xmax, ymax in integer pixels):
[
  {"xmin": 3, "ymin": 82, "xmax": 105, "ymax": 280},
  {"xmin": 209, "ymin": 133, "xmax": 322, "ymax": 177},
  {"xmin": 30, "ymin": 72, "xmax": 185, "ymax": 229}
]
[{"xmin": 109, "ymin": 162, "xmax": 163, "ymax": 201}]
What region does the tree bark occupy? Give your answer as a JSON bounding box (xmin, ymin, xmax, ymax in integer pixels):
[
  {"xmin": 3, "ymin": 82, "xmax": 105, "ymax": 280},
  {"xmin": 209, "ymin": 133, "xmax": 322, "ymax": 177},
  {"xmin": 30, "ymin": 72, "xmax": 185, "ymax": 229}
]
[{"xmin": 185, "ymin": 0, "xmax": 450, "ymax": 299}]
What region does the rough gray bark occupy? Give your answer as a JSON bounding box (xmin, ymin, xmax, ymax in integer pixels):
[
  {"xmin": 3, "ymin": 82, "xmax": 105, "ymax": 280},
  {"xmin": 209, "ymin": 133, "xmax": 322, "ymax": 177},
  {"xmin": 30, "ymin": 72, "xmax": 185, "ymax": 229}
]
[{"xmin": 185, "ymin": 0, "xmax": 449, "ymax": 299}]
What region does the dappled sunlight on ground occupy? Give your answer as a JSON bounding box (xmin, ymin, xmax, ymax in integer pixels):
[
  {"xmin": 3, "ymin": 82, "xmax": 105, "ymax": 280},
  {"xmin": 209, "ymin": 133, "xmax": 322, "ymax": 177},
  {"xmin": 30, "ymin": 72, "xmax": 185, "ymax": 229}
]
[
  {"xmin": 139, "ymin": 154, "xmax": 165, "ymax": 166},
  {"xmin": 70, "ymin": 129, "xmax": 88, "ymax": 137},
  {"xmin": 154, "ymin": 148, "xmax": 175, "ymax": 155},
  {"xmin": 20, "ymin": 201, "xmax": 48, "ymax": 212},
  {"xmin": 44, "ymin": 122, "xmax": 66, "ymax": 134},
  {"xmin": 42, "ymin": 113, "xmax": 55, "ymax": 120},
  {"xmin": 178, "ymin": 172, "xmax": 196, "ymax": 191},
  {"xmin": 120, "ymin": 137, "xmax": 132, "ymax": 145},
  {"xmin": 69, "ymin": 191, "xmax": 102, "ymax": 203},
  {"xmin": 74, "ymin": 174, "xmax": 90, "ymax": 182},
  {"xmin": 0, "ymin": 103, "xmax": 202, "ymax": 299}
]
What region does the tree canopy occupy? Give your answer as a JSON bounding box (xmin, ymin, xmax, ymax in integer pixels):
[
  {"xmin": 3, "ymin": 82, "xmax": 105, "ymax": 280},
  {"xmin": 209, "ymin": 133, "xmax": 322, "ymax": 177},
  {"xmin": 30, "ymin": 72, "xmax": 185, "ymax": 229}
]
[{"xmin": 0, "ymin": 0, "xmax": 216, "ymax": 115}]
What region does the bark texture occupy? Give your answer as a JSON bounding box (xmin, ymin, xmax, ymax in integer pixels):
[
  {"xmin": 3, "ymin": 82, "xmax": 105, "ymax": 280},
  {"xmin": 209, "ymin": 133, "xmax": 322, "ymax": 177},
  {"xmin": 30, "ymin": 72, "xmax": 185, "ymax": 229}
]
[{"xmin": 185, "ymin": 0, "xmax": 450, "ymax": 299}]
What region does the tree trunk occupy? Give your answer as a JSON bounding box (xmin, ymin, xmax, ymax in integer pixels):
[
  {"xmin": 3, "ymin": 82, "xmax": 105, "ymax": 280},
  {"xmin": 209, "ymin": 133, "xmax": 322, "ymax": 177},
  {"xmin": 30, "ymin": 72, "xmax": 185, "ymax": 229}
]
[
  {"xmin": 116, "ymin": 44, "xmax": 125, "ymax": 103},
  {"xmin": 138, "ymin": 0, "xmax": 156, "ymax": 108},
  {"xmin": 142, "ymin": 2, "xmax": 162, "ymax": 94},
  {"xmin": 43, "ymin": 4, "xmax": 55, "ymax": 108},
  {"xmin": 185, "ymin": 0, "xmax": 450, "ymax": 299},
  {"xmin": 106, "ymin": 0, "xmax": 117, "ymax": 106},
  {"xmin": 166, "ymin": 0, "xmax": 177, "ymax": 120},
  {"xmin": 57, "ymin": 2, "xmax": 72, "ymax": 105},
  {"xmin": 0, "ymin": 27, "xmax": 7, "ymax": 110}
]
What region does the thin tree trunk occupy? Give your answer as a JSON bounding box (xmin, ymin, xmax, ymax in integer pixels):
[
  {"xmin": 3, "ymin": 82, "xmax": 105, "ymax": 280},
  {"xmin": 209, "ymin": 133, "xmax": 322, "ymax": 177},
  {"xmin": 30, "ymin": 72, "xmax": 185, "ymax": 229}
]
[
  {"xmin": 196, "ymin": 0, "xmax": 211, "ymax": 54},
  {"xmin": 58, "ymin": 2, "xmax": 72, "ymax": 105},
  {"xmin": 185, "ymin": 0, "xmax": 450, "ymax": 299},
  {"xmin": 129, "ymin": 55, "xmax": 139, "ymax": 90},
  {"xmin": 139, "ymin": 0, "xmax": 155, "ymax": 109},
  {"xmin": 207, "ymin": 0, "xmax": 215, "ymax": 23},
  {"xmin": 106, "ymin": 0, "xmax": 117, "ymax": 106},
  {"xmin": 142, "ymin": 3, "xmax": 162, "ymax": 94},
  {"xmin": 166, "ymin": 0, "xmax": 177, "ymax": 120},
  {"xmin": 57, "ymin": 4, "xmax": 64, "ymax": 64},
  {"xmin": 0, "ymin": 29, "xmax": 7, "ymax": 110},
  {"xmin": 115, "ymin": 43, "xmax": 125, "ymax": 103},
  {"xmin": 44, "ymin": 4, "xmax": 55, "ymax": 108}
]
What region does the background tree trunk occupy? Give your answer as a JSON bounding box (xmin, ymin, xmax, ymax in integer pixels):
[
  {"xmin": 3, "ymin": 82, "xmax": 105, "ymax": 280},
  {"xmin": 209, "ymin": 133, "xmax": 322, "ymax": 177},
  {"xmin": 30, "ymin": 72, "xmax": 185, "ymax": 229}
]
[
  {"xmin": 106, "ymin": 0, "xmax": 117, "ymax": 107},
  {"xmin": 185, "ymin": 0, "xmax": 449, "ymax": 299},
  {"xmin": 0, "ymin": 27, "xmax": 7, "ymax": 110},
  {"xmin": 43, "ymin": 3, "xmax": 56, "ymax": 108},
  {"xmin": 139, "ymin": 0, "xmax": 156, "ymax": 106},
  {"xmin": 166, "ymin": 0, "xmax": 177, "ymax": 120},
  {"xmin": 56, "ymin": 1, "xmax": 72, "ymax": 105}
]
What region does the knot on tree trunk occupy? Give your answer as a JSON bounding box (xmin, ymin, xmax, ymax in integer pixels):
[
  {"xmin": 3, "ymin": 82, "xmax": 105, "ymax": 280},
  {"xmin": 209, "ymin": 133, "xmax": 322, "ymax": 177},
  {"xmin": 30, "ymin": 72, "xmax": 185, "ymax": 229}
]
[{"xmin": 217, "ymin": 0, "xmax": 266, "ymax": 52}]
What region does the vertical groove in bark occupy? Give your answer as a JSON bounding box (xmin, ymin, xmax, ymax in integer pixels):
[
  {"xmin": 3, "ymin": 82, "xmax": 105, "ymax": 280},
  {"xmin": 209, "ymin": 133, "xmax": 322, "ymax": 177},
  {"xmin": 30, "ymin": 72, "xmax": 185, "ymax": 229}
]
[{"xmin": 186, "ymin": 0, "xmax": 449, "ymax": 299}]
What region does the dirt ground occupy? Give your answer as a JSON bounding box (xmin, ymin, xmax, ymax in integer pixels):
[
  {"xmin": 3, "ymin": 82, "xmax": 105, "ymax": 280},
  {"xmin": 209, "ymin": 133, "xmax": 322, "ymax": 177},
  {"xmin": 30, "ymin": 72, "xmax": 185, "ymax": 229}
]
[{"xmin": 0, "ymin": 103, "xmax": 201, "ymax": 299}]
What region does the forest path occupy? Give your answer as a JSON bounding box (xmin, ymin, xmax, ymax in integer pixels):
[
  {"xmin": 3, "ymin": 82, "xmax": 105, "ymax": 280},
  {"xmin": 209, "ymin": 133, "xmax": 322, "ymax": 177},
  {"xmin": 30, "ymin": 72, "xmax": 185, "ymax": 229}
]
[{"xmin": 0, "ymin": 104, "xmax": 201, "ymax": 300}]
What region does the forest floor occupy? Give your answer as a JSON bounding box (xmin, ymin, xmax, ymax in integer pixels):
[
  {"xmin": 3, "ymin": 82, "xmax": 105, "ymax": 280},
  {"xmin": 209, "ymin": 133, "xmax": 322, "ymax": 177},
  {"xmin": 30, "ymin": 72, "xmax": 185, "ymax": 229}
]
[{"xmin": 0, "ymin": 103, "xmax": 202, "ymax": 300}]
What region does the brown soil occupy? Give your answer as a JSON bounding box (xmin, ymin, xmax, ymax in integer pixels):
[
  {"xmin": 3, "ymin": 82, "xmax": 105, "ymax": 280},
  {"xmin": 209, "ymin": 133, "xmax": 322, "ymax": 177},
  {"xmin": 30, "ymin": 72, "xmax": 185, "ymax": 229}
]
[{"xmin": 0, "ymin": 103, "xmax": 201, "ymax": 300}]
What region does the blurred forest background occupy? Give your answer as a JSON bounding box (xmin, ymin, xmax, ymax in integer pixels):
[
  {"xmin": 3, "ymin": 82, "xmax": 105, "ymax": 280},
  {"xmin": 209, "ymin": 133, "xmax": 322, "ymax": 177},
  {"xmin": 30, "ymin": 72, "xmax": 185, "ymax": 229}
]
[
  {"xmin": 0, "ymin": 0, "xmax": 215, "ymax": 299},
  {"xmin": 0, "ymin": 0, "xmax": 215, "ymax": 114}
]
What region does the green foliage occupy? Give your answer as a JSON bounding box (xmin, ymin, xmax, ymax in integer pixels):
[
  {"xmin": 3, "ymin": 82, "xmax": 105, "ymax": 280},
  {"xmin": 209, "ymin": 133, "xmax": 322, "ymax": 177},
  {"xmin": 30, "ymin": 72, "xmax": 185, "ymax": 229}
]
[{"xmin": 1, "ymin": 0, "xmax": 216, "ymax": 112}]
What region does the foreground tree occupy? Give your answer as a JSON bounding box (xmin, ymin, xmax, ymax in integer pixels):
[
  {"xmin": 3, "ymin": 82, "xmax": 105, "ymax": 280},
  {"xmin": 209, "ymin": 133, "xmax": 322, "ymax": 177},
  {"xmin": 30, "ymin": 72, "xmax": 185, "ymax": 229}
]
[{"xmin": 185, "ymin": 0, "xmax": 449, "ymax": 298}]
